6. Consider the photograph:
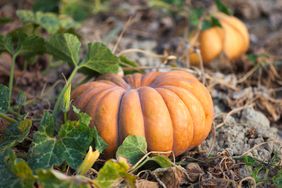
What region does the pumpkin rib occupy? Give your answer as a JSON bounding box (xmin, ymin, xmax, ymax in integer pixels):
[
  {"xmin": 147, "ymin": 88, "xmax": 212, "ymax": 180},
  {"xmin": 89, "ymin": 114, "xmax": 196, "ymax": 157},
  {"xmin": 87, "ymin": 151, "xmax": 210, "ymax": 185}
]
[
  {"xmin": 124, "ymin": 74, "xmax": 135, "ymax": 88},
  {"xmin": 85, "ymin": 87, "xmax": 119, "ymax": 127},
  {"xmin": 132, "ymin": 73, "xmax": 143, "ymax": 88},
  {"xmin": 138, "ymin": 87, "xmax": 174, "ymax": 152},
  {"xmin": 116, "ymin": 90, "xmax": 127, "ymax": 145},
  {"xmin": 215, "ymin": 13, "xmax": 249, "ymax": 53},
  {"xmin": 94, "ymin": 88, "xmax": 125, "ymax": 158},
  {"xmin": 71, "ymin": 81, "xmax": 115, "ymax": 99},
  {"xmin": 199, "ymin": 27, "xmax": 224, "ymax": 62},
  {"xmin": 153, "ymin": 77, "xmax": 214, "ymax": 139},
  {"xmin": 161, "ymin": 86, "xmax": 206, "ymax": 147},
  {"xmin": 221, "ymin": 19, "xmax": 248, "ymax": 55},
  {"xmin": 141, "ymin": 72, "xmax": 162, "ymax": 86},
  {"xmin": 72, "ymin": 84, "xmax": 114, "ymax": 111},
  {"xmin": 119, "ymin": 89, "xmax": 145, "ymax": 142},
  {"xmin": 218, "ymin": 20, "xmax": 246, "ymax": 60},
  {"xmin": 97, "ymin": 74, "xmax": 130, "ymax": 89},
  {"xmin": 156, "ymin": 88, "xmax": 193, "ymax": 156}
]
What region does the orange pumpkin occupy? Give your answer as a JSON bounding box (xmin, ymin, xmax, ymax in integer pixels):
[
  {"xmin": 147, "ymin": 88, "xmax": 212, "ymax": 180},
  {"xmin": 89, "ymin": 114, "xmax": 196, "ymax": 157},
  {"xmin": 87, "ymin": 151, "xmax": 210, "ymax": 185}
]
[
  {"xmin": 71, "ymin": 71, "xmax": 214, "ymax": 157},
  {"xmin": 189, "ymin": 12, "xmax": 249, "ymax": 65}
]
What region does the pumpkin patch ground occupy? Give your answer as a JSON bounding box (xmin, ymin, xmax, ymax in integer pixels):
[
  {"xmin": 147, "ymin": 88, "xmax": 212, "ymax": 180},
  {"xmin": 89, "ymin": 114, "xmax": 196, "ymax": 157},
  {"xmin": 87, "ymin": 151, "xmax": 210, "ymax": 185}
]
[{"xmin": 0, "ymin": 0, "xmax": 282, "ymax": 187}]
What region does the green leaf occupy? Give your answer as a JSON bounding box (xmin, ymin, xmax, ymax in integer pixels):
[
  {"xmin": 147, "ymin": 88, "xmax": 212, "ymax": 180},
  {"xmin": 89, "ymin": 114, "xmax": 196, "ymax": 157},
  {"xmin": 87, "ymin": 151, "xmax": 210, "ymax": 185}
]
[
  {"xmin": 32, "ymin": 0, "xmax": 59, "ymax": 13},
  {"xmin": 201, "ymin": 20, "xmax": 213, "ymax": 31},
  {"xmin": 28, "ymin": 112, "xmax": 93, "ymax": 170},
  {"xmin": 116, "ymin": 136, "xmax": 147, "ymax": 165},
  {"xmin": 211, "ymin": 16, "xmax": 222, "ymax": 27},
  {"xmin": 0, "ymin": 84, "xmax": 9, "ymax": 113},
  {"xmin": 60, "ymin": 0, "xmax": 93, "ymax": 22},
  {"xmin": 81, "ymin": 42, "xmax": 119, "ymax": 74},
  {"xmin": 46, "ymin": 33, "xmax": 81, "ymax": 66},
  {"xmin": 16, "ymin": 10, "xmax": 35, "ymax": 23},
  {"xmin": 17, "ymin": 10, "xmax": 79, "ymax": 34},
  {"xmin": 189, "ymin": 8, "xmax": 203, "ymax": 26},
  {"xmin": 149, "ymin": 156, "xmax": 173, "ymax": 168},
  {"xmin": 242, "ymin": 155, "xmax": 258, "ymax": 166},
  {"xmin": 16, "ymin": 91, "xmax": 27, "ymax": 107},
  {"xmin": 35, "ymin": 11, "xmax": 60, "ymax": 34},
  {"xmin": 73, "ymin": 106, "xmax": 107, "ymax": 153},
  {"xmin": 0, "ymin": 35, "xmax": 14, "ymax": 54},
  {"xmin": 201, "ymin": 16, "xmax": 222, "ymax": 31},
  {"xmin": 0, "ymin": 17, "xmax": 13, "ymax": 25},
  {"xmin": 0, "ymin": 119, "xmax": 32, "ymax": 151},
  {"xmin": 94, "ymin": 160, "xmax": 136, "ymax": 188},
  {"xmin": 118, "ymin": 55, "xmax": 141, "ymax": 74},
  {"xmin": 37, "ymin": 169, "xmax": 91, "ymax": 188},
  {"xmin": 20, "ymin": 35, "xmax": 45, "ymax": 55},
  {"xmin": 215, "ymin": 0, "xmax": 232, "ymax": 15},
  {"xmin": 0, "ymin": 31, "xmax": 45, "ymax": 56},
  {"xmin": 273, "ymin": 170, "xmax": 282, "ymax": 187},
  {"xmin": 92, "ymin": 126, "xmax": 108, "ymax": 153},
  {"xmin": 0, "ymin": 149, "xmax": 35, "ymax": 188}
]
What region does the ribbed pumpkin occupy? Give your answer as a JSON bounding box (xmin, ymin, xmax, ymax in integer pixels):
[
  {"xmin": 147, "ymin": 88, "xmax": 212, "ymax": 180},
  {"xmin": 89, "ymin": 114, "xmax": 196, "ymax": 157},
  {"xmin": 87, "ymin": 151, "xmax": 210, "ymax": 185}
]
[
  {"xmin": 189, "ymin": 12, "xmax": 249, "ymax": 65},
  {"xmin": 71, "ymin": 71, "xmax": 214, "ymax": 157}
]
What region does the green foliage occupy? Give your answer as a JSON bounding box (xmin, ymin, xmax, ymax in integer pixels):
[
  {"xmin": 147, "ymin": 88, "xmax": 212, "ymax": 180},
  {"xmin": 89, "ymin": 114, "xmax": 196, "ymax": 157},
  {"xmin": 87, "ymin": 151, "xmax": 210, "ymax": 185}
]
[
  {"xmin": 273, "ymin": 170, "xmax": 282, "ymax": 187},
  {"xmin": 242, "ymin": 154, "xmax": 282, "ymax": 185},
  {"xmin": 37, "ymin": 169, "xmax": 91, "ymax": 188},
  {"xmin": 0, "ymin": 119, "xmax": 32, "ymax": 151},
  {"xmin": 0, "ymin": 31, "xmax": 45, "ymax": 56},
  {"xmin": 33, "ymin": 0, "xmax": 60, "ymax": 13},
  {"xmin": 72, "ymin": 106, "xmax": 108, "ymax": 153},
  {"xmin": 60, "ymin": 0, "xmax": 94, "ymax": 22},
  {"xmin": 189, "ymin": 8, "xmax": 203, "ymax": 26},
  {"xmin": 46, "ymin": 33, "xmax": 81, "ymax": 66},
  {"xmin": 92, "ymin": 126, "xmax": 108, "ymax": 153},
  {"xmin": 94, "ymin": 160, "xmax": 136, "ymax": 188},
  {"xmin": 28, "ymin": 112, "xmax": 93, "ymax": 170},
  {"xmin": 17, "ymin": 10, "xmax": 79, "ymax": 34},
  {"xmin": 0, "ymin": 149, "xmax": 35, "ymax": 188},
  {"xmin": 47, "ymin": 33, "xmax": 120, "ymax": 116},
  {"xmin": 81, "ymin": 42, "xmax": 120, "ymax": 74},
  {"xmin": 215, "ymin": 0, "xmax": 232, "ymax": 15},
  {"xmin": 0, "ymin": 84, "xmax": 9, "ymax": 113},
  {"xmin": 149, "ymin": 156, "xmax": 173, "ymax": 168},
  {"xmin": 116, "ymin": 136, "xmax": 147, "ymax": 165},
  {"xmin": 118, "ymin": 55, "xmax": 141, "ymax": 74},
  {"xmin": 201, "ymin": 16, "xmax": 222, "ymax": 31}
]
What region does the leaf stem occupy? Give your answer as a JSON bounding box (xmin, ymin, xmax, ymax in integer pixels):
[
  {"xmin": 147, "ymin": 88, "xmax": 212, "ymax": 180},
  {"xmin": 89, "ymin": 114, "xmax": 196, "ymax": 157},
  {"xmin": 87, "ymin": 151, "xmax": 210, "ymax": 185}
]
[
  {"xmin": 0, "ymin": 113, "xmax": 17, "ymax": 123},
  {"xmin": 53, "ymin": 66, "xmax": 79, "ymax": 116},
  {"xmin": 8, "ymin": 53, "xmax": 18, "ymax": 108}
]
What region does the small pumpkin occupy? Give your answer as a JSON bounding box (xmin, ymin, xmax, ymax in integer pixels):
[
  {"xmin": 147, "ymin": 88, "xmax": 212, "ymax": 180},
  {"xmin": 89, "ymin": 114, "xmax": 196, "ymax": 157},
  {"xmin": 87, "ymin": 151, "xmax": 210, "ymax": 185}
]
[
  {"xmin": 189, "ymin": 12, "xmax": 249, "ymax": 65},
  {"xmin": 71, "ymin": 71, "xmax": 214, "ymax": 157}
]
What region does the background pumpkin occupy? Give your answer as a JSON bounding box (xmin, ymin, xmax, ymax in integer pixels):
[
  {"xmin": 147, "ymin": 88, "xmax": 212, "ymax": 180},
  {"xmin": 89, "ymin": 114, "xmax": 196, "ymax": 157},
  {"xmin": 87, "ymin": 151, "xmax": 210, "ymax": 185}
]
[
  {"xmin": 71, "ymin": 71, "xmax": 214, "ymax": 157},
  {"xmin": 189, "ymin": 12, "xmax": 250, "ymax": 65}
]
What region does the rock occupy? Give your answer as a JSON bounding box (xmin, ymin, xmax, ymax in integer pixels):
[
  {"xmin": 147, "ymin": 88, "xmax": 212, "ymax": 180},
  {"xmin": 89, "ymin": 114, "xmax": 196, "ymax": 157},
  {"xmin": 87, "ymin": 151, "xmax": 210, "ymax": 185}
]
[{"xmin": 240, "ymin": 107, "xmax": 270, "ymax": 129}]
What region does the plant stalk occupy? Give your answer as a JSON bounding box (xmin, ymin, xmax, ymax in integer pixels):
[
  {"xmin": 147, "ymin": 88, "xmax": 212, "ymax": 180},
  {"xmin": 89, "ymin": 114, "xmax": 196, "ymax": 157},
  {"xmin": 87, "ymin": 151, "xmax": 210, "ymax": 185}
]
[
  {"xmin": 8, "ymin": 54, "xmax": 18, "ymax": 108},
  {"xmin": 53, "ymin": 66, "xmax": 79, "ymax": 116},
  {"xmin": 0, "ymin": 113, "xmax": 17, "ymax": 123}
]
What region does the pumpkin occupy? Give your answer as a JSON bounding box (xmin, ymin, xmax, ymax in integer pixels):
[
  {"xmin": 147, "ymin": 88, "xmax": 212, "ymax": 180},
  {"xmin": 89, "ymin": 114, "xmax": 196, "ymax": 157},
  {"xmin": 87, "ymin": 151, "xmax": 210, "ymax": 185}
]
[
  {"xmin": 71, "ymin": 71, "xmax": 214, "ymax": 157},
  {"xmin": 189, "ymin": 12, "xmax": 249, "ymax": 65}
]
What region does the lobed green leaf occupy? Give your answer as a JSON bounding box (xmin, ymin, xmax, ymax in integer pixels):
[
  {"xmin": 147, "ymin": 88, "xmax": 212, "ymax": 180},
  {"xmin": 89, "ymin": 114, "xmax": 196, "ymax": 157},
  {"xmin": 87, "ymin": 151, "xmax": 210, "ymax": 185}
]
[
  {"xmin": 116, "ymin": 136, "xmax": 147, "ymax": 165},
  {"xmin": 0, "ymin": 119, "xmax": 32, "ymax": 151},
  {"xmin": 46, "ymin": 33, "xmax": 81, "ymax": 66}
]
